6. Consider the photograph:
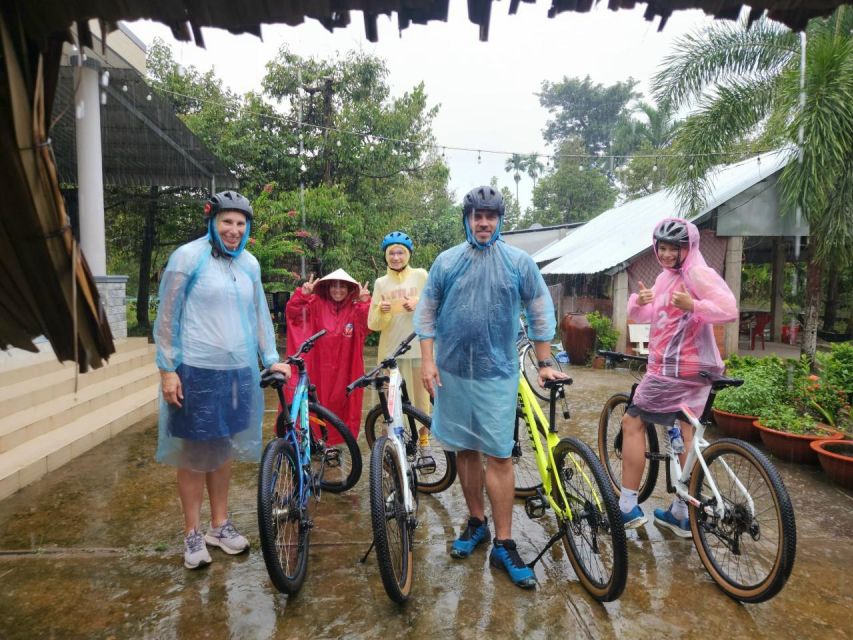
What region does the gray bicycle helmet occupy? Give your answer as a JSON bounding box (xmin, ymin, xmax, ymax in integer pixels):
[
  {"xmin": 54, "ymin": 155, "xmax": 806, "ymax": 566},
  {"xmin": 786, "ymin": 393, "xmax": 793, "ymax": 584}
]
[
  {"xmin": 653, "ymin": 219, "xmax": 689, "ymax": 246},
  {"xmin": 462, "ymin": 185, "xmax": 505, "ymax": 217},
  {"xmin": 204, "ymin": 190, "xmax": 253, "ymax": 220}
]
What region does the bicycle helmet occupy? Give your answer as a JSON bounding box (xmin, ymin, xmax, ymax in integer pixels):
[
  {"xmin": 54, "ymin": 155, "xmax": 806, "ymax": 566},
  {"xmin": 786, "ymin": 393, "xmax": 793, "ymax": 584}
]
[
  {"xmin": 203, "ymin": 190, "xmax": 253, "ymax": 220},
  {"xmin": 653, "ymin": 219, "xmax": 689, "ymax": 246},
  {"xmin": 462, "ymin": 185, "xmax": 505, "ymax": 216},
  {"xmin": 205, "ymin": 191, "xmax": 253, "ymax": 258},
  {"xmin": 381, "ymin": 231, "xmax": 413, "ymax": 253}
]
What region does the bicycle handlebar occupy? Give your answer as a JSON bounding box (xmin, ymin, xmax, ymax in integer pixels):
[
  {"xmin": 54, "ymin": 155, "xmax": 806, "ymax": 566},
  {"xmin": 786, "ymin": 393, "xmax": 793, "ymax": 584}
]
[
  {"xmin": 285, "ymin": 329, "xmax": 327, "ymax": 364},
  {"xmin": 260, "ymin": 369, "xmax": 287, "ymax": 389},
  {"xmin": 597, "ymin": 350, "xmax": 648, "ymax": 363},
  {"xmin": 346, "ymin": 333, "xmax": 416, "ymax": 395}
]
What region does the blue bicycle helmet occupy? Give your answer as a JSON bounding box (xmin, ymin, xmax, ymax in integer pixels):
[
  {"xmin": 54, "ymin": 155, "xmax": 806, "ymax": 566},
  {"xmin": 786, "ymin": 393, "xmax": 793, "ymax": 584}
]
[{"xmin": 381, "ymin": 231, "xmax": 413, "ymax": 253}]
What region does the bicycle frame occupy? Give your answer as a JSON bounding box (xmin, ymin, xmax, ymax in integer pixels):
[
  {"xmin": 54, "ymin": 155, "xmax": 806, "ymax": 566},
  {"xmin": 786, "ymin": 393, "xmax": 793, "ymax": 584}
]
[
  {"xmin": 669, "ymin": 406, "xmax": 754, "ymax": 522},
  {"xmin": 517, "ymin": 375, "xmax": 601, "ymax": 522},
  {"xmin": 381, "ymin": 367, "xmax": 416, "ymax": 517}
]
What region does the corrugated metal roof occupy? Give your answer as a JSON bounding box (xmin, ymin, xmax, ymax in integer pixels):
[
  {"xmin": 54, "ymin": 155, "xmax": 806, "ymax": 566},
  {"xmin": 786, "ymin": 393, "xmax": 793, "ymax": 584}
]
[{"xmin": 537, "ymin": 150, "xmax": 792, "ymax": 275}]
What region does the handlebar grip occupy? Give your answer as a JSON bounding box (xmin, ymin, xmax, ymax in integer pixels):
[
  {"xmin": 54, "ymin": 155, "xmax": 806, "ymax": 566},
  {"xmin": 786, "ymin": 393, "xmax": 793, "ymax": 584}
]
[
  {"xmin": 307, "ymin": 329, "xmax": 327, "ymax": 342},
  {"xmin": 260, "ymin": 369, "xmax": 287, "ymax": 389}
]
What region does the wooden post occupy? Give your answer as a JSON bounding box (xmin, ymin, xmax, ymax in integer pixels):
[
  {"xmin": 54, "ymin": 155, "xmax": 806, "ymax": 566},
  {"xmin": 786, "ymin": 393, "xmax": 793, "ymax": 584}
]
[
  {"xmin": 612, "ymin": 270, "xmax": 629, "ymax": 354},
  {"xmin": 770, "ymin": 237, "xmax": 785, "ymax": 341}
]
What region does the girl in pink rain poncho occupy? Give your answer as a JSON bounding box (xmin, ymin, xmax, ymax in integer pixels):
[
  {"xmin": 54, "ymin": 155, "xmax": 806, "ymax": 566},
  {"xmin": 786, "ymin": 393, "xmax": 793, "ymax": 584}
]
[{"xmin": 619, "ymin": 218, "xmax": 738, "ymax": 537}]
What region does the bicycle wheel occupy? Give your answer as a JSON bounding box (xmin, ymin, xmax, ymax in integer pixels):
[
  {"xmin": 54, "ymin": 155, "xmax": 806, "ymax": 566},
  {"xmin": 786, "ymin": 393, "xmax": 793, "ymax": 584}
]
[
  {"xmin": 553, "ymin": 437, "xmax": 628, "ymax": 602},
  {"xmin": 520, "ymin": 345, "xmax": 566, "ymax": 402},
  {"xmin": 513, "ymin": 410, "xmax": 544, "ymax": 498},
  {"xmin": 308, "ymin": 402, "xmax": 363, "ymax": 493},
  {"xmin": 257, "ymin": 438, "xmax": 309, "ymax": 595},
  {"xmin": 370, "ymin": 436, "xmax": 414, "ymax": 604},
  {"xmin": 364, "ymin": 404, "xmax": 456, "ymax": 494},
  {"xmin": 597, "ymin": 393, "xmax": 658, "ymax": 503},
  {"xmin": 689, "ymin": 438, "xmax": 796, "ymax": 603}
]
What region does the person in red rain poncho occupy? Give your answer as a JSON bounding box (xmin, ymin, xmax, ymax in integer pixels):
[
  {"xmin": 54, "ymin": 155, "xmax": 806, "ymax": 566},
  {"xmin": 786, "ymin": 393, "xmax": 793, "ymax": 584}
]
[
  {"xmin": 285, "ymin": 269, "xmax": 371, "ymax": 442},
  {"xmin": 618, "ymin": 218, "xmax": 737, "ymax": 538}
]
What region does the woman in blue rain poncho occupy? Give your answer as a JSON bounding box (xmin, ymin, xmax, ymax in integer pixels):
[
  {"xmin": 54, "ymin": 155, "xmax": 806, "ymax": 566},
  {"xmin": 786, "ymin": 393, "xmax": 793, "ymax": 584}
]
[
  {"xmin": 154, "ymin": 191, "xmax": 291, "ymax": 570},
  {"xmin": 414, "ymin": 186, "xmax": 567, "ymax": 589}
]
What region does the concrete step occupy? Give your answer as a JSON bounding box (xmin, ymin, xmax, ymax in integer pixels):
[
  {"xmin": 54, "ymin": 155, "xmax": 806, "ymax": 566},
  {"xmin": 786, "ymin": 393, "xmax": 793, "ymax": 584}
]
[
  {"xmin": 0, "ymin": 337, "xmax": 152, "ymax": 388},
  {"xmin": 0, "ymin": 382, "xmax": 160, "ymax": 502},
  {"xmin": 0, "ymin": 362, "xmax": 159, "ymax": 454},
  {"xmin": 0, "ymin": 343, "xmax": 156, "ymax": 415}
]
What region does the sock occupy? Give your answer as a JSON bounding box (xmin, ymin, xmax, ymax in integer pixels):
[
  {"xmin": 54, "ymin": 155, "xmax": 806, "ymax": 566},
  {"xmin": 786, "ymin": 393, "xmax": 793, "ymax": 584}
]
[
  {"xmin": 670, "ymin": 498, "xmax": 688, "ymax": 520},
  {"xmin": 619, "ymin": 487, "xmax": 639, "ymax": 514}
]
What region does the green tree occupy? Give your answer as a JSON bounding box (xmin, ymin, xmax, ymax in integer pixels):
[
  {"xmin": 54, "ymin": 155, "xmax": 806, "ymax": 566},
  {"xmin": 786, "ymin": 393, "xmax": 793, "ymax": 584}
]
[
  {"xmin": 524, "ymin": 153, "xmax": 545, "ymax": 190},
  {"xmin": 653, "ymin": 10, "xmax": 853, "ymax": 363},
  {"xmin": 528, "ymin": 139, "xmax": 617, "ymax": 226},
  {"xmin": 504, "ymin": 153, "xmax": 525, "ymax": 204}
]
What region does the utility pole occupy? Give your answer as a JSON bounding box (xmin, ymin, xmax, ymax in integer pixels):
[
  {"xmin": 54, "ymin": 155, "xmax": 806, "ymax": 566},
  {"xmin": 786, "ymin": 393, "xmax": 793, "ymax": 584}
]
[
  {"xmin": 298, "ymin": 69, "xmax": 306, "ymax": 279},
  {"xmin": 322, "ymin": 77, "xmax": 334, "ymax": 185}
]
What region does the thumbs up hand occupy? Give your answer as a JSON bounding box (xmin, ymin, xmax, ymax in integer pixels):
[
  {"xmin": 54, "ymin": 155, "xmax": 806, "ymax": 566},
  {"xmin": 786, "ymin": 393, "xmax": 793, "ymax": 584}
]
[
  {"xmin": 637, "ymin": 280, "xmax": 654, "ymax": 306},
  {"xmin": 671, "ymin": 284, "xmax": 694, "ymax": 311},
  {"xmin": 379, "ymin": 294, "xmax": 391, "ymax": 313}
]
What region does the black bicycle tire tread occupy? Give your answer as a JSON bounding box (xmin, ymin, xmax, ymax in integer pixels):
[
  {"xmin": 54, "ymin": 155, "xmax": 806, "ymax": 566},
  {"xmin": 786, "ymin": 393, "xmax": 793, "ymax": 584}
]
[
  {"xmin": 370, "ymin": 436, "xmax": 414, "ymax": 603},
  {"xmin": 554, "ymin": 437, "xmax": 628, "ymax": 602},
  {"xmin": 689, "ymin": 438, "xmax": 796, "ymax": 603},
  {"xmin": 597, "ymin": 393, "xmax": 659, "ymax": 503},
  {"xmin": 257, "ymin": 438, "xmax": 309, "ymax": 594},
  {"xmin": 308, "ymin": 401, "xmax": 363, "ymax": 492}
]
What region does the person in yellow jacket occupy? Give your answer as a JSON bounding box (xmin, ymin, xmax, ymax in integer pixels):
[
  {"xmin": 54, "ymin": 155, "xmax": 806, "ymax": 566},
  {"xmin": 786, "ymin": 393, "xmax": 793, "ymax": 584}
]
[{"xmin": 368, "ymin": 231, "xmax": 431, "ymax": 445}]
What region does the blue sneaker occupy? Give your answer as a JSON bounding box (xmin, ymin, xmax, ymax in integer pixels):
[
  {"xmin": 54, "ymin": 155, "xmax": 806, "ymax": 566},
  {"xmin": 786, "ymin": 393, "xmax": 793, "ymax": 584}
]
[
  {"xmin": 621, "ymin": 505, "xmax": 647, "ymax": 529},
  {"xmin": 654, "ymin": 507, "xmax": 691, "ymax": 538},
  {"xmin": 489, "ymin": 539, "xmax": 537, "ymax": 589},
  {"xmin": 450, "ymin": 516, "xmax": 489, "ymax": 559}
]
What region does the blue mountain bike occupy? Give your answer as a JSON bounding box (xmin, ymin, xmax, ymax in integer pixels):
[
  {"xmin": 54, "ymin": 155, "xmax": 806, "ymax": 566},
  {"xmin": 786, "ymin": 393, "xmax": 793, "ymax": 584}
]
[{"xmin": 258, "ymin": 330, "xmax": 363, "ymax": 595}]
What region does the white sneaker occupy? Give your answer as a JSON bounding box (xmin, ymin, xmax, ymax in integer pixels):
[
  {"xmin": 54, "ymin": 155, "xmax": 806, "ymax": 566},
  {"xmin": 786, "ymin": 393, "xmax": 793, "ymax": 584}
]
[
  {"xmin": 184, "ymin": 528, "xmax": 212, "ymax": 569},
  {"xmin": 204, "ymin": 519, "xmax": 250, "ymax": 554}
]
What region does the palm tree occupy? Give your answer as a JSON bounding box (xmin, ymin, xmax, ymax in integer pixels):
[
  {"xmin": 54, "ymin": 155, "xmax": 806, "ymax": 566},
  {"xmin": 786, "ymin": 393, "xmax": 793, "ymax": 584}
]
[
  {"xmin": 505, "ymin": 153, "xmax": 525, "ymax": 204},
  {"xmin": 524, "ymin": 153, "xmax": 545, "ymax": 190},
  {"xmin": 653, "ymin": 9, "xmax": 853, "ymax": 363}
]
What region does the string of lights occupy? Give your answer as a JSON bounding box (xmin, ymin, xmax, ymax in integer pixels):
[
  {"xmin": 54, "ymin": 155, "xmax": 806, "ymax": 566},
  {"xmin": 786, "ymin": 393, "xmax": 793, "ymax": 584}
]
[{"xmin": 113, "ymin": 77, "xmax": 777, "ymax": 166}]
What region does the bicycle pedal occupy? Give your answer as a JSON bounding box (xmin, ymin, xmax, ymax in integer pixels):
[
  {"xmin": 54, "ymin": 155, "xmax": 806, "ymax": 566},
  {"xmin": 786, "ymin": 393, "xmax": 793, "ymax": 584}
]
[
  {"xmin": 414, "ymin": 455, "xmax": 436, "ymax": 475},
  {"xmin": 646, "ymin": 452, "xmax": 669, "ymax": 462},
  {"xmin": 524, "ymin": 496, "xmax": 548, "ymax": 519},
  {"xmin": 323, "ymin": 448, "xmax": 342, "ymax": 467}
]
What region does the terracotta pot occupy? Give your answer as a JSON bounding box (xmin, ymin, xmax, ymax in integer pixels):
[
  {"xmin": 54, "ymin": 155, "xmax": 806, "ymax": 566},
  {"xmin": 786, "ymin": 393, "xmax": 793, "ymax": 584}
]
[
  {"xmin": 591, "ymin": 355, "xmax": 605, "ymax": 369},
  {"xmin": 711, "ymin": 408, "xmax": 761, "ymax": 442},
  {"xmin": 560, "ymin": 313, "xmax": 595, "ymax": 365},
  {"xmin": 810, "ymin": 439, "xmax": 853, "ymax": 490},
  {"xmin": 753, "ymin": 421, "xmax": 844, "ymax": 464}
]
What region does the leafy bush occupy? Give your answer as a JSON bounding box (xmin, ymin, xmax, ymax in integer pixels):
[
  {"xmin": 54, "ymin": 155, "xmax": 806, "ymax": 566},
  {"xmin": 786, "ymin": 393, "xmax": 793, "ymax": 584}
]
[
  {"xmin": 716, "ymin": 356, "xmax": 790, "ymax": 416},
  {"xmin": 757, "ymin": 405, "xmax": 823, "ymax": 435},
  {"xmin": 586, "ymin": 311, "xmax": 619, "ymax": 352}
]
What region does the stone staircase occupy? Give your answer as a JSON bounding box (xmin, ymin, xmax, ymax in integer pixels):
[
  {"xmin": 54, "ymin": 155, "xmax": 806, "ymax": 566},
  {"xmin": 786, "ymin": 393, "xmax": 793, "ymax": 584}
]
[{"xmin": 0, "ymin": 337, "xmax": 159, "ymax": 501}]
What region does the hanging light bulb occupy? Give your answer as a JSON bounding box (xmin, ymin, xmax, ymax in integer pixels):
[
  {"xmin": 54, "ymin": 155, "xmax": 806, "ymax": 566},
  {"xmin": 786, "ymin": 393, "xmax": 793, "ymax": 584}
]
[
  {"xmin": 652, "ymin": 164, "xmax": 658, "ymax": 173},
  {"xmin": 477, "ymin": 150, "xmax": 482, "ymax": 164},
  {"xmin": 300, "ymin": 163, "xmax": 307, "ymax": 173},
  {"xmin": 146, "ymin": 93, "xmax": 152, "ymax": 101},
  {"xmin": 688, "ymin": 164, "xmax": 694, "ymax": 171},
  {"xmin": 336, "ymin": 140, "xmax": 341, "ymax": 147},
  {"xmin": 122, "ymin": 84, "xmax": 128, "ymax": 92},
  {"xmin": 578, "ymin": 164, "xmax": 584, "ymax": 171},
  {"xmin": 100, "ymin": 71, "xmax": 110, "ymax": 87}
]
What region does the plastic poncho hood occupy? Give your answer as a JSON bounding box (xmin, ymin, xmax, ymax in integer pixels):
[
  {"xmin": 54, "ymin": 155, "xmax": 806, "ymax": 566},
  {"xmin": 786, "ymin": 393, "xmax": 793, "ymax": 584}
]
[
  {"xmin": 414, "ymin": 240, "xmax": 556, "ymax": 457},
  {"xmin": 627, "ymin": 218, "xmax": 738, "ymax": 416},
  {"xmin": 207, "ymin": 212, "xmax": 251, "ymax": 258}
]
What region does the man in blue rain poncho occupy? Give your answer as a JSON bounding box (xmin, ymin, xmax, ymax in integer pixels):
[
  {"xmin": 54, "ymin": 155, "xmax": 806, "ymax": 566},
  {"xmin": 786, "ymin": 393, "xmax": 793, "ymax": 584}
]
[
  {"xmin": 415, "ymin": 186, "xmax": 567, "ymax": 588},
  {"xmin": 154, "ymin": 191, "xmax": 290, "ymax": 570}
]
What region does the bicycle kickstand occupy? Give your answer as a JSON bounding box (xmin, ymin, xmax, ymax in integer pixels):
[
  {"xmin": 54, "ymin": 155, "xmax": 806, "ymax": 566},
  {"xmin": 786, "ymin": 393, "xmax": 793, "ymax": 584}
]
[
  {"xmin": 359, "ymin": 540, "xmax": 375, "ymax": 564},
  {"xmin": 526, "ymin": 526, "xmax": 566, "ymax": 570}
]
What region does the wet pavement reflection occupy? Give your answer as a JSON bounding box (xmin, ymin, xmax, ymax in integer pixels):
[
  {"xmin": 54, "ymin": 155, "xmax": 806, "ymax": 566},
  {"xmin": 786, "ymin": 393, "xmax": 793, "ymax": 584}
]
[{"xmin": 0, "ymin": 364, "xmax": 851, "ymax": 639}]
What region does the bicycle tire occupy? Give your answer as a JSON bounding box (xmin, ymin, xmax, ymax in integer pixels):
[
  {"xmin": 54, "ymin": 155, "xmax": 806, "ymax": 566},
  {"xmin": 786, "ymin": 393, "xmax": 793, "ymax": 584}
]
[
  {"xmin": 364, "ymin": 404, "xmax": 456, "ymax": 494},
  {"xmin": 513, "ymin": 409, "xmax": 544, "ymax": 498},
  {"xmin": 553, "ymin": 437, "xmax": 628, "ymax": 602},
  {"xmin": 370, "ymin": 436, "xmax": 414, "ymax": 604},
  {"xmin": 308, "ymin": 402, "xmax": 363, "ymax": 493},
  {"xmin": 257, "ymin": 438, "xmax": 309, "ymax": 595},
  {"xmin": 521, "ymin": 345, "xmax": 566, "ymax": 402},
  {"xmin": 597, "ymin": 393, "xmax": 658, "ymax": 503},
  {"xmin": 688, "ymin": 438, "xmax": 796, "ymax": 603}
]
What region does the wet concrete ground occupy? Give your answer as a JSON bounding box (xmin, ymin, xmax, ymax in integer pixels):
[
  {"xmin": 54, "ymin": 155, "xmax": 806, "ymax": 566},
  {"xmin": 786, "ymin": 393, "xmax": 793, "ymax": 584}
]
[{"xmin": 1, "ymin": 363, "xmax": 851, "ymax": 639}]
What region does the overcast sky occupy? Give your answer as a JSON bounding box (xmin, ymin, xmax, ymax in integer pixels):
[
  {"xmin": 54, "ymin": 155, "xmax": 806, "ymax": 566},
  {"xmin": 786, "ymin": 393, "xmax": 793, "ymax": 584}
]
[{"xmin": 127, "ymin": 4, "xmax": 720, "ymax": 211}]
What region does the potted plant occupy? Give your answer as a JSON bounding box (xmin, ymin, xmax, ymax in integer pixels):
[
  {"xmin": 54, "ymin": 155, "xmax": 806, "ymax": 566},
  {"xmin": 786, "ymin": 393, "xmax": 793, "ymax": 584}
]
[
  {"xmin": 586, "ymin": 311, "xmax": 619, "ymax": 368},
  {"xmin": 754, "ymin": 405, "xmax": 843, "ymax": 464},
  {"xmin": 712, "ymin": 355, "xmax": 786, "ymax": 442},
  {"xmin": 810, "ymin": 342, "xmax": 853, "ymax": 487}
]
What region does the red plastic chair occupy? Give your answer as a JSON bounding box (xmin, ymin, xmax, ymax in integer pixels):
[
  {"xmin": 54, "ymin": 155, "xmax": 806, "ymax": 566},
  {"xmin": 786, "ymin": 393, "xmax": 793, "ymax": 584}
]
[{"xmin": 751, "ymin": 313, "xmax": 771, "ymax": 350}]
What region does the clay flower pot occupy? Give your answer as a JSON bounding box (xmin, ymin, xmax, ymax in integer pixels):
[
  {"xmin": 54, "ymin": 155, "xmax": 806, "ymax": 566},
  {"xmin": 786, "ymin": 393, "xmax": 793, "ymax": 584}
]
[
  {"xmin": 712, "ymin": 408, "xmax": 761, "ymax": 442},
  {"xmin": 810, "ymin": 439, "xmax": 853, "ymax": 490},
  {"xmin": 753, "ymin": 421, "xmax": 844, "ymax": 464}
]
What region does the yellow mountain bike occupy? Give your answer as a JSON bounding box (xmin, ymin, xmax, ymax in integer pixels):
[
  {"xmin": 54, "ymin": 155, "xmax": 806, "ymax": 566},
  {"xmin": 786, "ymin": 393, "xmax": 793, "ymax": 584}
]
[{"xmin": 514, "ymin": 374, "xmax": 628, "ymax": 602}]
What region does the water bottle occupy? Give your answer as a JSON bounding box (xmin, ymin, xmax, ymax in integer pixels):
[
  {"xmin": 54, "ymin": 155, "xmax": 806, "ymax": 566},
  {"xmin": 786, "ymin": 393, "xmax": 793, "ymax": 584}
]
[{"xmin": 667, "ymin": 424, "xmax": 685, "ymax": 455}]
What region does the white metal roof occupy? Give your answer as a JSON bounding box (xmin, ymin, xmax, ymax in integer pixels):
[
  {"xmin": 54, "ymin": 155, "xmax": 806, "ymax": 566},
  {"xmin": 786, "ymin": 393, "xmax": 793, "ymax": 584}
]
[{"xmin": 536, "ymin": 150, "xmax": 793, "ymax": 275}]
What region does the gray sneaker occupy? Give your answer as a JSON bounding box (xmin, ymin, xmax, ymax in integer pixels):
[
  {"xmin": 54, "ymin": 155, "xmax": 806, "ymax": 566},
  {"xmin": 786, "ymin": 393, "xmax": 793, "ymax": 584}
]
[
  {"xmin": 204, "ymin": 519, "xmax": 250, "ymax": 555},
  {"xmin": 184, "ymin": 528, "xmax": 212, "ymax": 569}
]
